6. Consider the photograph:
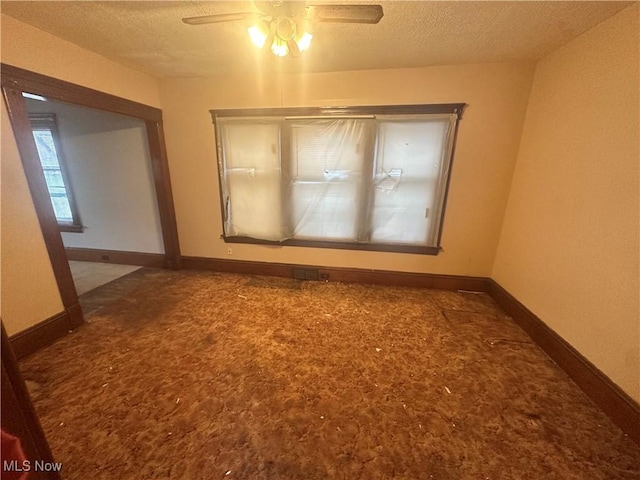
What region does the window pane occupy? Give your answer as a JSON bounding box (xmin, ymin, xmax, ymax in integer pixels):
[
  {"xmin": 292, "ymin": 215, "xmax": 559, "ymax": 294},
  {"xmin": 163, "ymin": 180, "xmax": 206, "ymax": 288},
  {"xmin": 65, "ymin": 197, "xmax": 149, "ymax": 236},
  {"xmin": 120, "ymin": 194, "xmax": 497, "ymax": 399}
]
[
  {"xmin": 291, "ymin": 182, "xmax": 361, "ymax": 240},
  {"xmin": 43, "ymin": 169, "xmax": 65, "ymax": 189},
  {"xmin": 291, "ymin": 120, "xmax": 365, "ymax": 178},
  {"xmin": 32, "ymin": 130, "xmax": 60, "ymax": 167},
  {"xmin": 48, "ymin": 186, "xmax": 67, "ymax": 196},
  {"xmin": 31, "ymin": 124, "xmax": 77, "ymax": 225},
  {"xmin": 50, "ymin": 195, "xmax": 73, "ymax": 223},
  {"xmin": 370, "ymin": 119, "xmax": 452, "ymax": 246},
  {"xmin": 289, "ymin": 119, "xmax": 368, "ymax": 241},
  {"xmin": 219, "ymin": 121, "xmax": 284, "ymax": 240}
]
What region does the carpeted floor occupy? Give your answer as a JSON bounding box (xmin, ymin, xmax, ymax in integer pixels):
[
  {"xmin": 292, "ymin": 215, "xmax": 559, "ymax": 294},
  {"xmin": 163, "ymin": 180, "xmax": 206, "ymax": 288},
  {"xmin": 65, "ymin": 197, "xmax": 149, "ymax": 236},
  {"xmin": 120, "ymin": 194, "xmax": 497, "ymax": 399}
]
[{"xmin": 19, "ymin": 269, "xmax": 640, "ymax": 479}]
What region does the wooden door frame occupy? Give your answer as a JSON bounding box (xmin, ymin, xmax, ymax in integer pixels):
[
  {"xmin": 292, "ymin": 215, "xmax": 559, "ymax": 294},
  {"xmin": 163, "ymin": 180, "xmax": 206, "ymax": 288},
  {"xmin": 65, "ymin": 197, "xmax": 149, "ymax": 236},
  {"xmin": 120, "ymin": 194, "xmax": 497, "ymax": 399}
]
[
  {"xmin": 1, "ymin": 64, "xmax": 181, "ymax": 329},
  {"xmin": 1, "ymin": 321, "xmax": 62, "ymax": 479}
]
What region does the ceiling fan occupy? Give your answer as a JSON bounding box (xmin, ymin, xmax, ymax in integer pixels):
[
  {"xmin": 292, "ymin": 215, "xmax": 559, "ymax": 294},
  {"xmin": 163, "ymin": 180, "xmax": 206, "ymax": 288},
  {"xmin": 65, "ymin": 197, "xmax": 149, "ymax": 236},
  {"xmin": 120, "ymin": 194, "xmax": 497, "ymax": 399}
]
[{"xmin": 182, "ymin": 1, "xmax": 384, "ymax": 57}]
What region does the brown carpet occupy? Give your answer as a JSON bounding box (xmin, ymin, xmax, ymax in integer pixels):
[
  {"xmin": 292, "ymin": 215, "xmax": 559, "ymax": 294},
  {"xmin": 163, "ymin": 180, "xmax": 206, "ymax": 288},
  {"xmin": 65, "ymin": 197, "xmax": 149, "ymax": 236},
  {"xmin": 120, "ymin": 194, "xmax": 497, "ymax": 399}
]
[{"xmin": 19, "ymin": 270, "xmax": 640, "ymax": 479}]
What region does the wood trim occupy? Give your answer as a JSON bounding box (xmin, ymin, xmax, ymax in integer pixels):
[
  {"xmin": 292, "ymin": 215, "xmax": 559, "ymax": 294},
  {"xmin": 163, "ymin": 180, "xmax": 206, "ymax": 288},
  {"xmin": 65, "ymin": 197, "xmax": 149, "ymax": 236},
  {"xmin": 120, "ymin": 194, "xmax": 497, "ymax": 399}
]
[
  {"xmin": 2, "ymin": 323, "xmax": 61, "ymax": 479},
  {"xmin": 211, "ymin": 103, "xmax": 466, "ymax": 118},
  {"xmin": 2, "ymin": 87, "xmax": 81, "ymax": 311},
  {"xmin": 145, "ymin": 120, "xmax": 181, "ymax": 269},
  {"xmin": 435, "ymin": 114, "xmax": 462, "ymax": 247},
  {"xmin": 67, "ymin": 303, "xmax": 84, "ymax": 330},
  {"xmin": 223, "ymin": 235, "xmax": 441, "ymax": 255},
  {"xmin": 59, "ymin": 223, "xmax": 85, "ymax": 233},
  {"xmin": 65, "ymin": 247, "xmax": 166, "ymax": 268},
  {"xmin": 1, "ymin": 63, "xmax": 162, "ymax": 122},
  {"xmin": 356, "ymin": 122, "xmax": 377, "ymax": 242},
  {"xmin": 487, "ymin": 280, "xmax": 640, "ymax": 444},
  {"xmin": 180, "ymin": 256, "xmax": 489, "ymax": 291},
  {"xmin": 8, "ymin": 307, "xmax": 80, "ymax": 360},
  {"xmin": 315, "ymin": 267, "xmax": 486, "ymax": 290}
]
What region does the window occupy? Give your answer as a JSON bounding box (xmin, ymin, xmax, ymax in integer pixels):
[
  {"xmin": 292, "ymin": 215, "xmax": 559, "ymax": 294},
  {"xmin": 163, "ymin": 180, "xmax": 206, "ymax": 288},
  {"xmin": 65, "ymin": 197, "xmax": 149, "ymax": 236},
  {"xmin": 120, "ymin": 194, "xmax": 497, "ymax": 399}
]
[
  {"xmin": 29, "ymin": 113, "xmax": 82, "ymax": 232},
  {"xmin": 212, "ymin": 104, "xmax": 465, "ymax": 254}
]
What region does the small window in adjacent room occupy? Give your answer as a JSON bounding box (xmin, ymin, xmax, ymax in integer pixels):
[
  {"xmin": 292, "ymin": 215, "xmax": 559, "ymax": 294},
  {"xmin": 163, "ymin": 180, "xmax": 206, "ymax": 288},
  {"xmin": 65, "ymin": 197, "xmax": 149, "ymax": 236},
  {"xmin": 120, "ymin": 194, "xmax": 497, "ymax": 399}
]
[
  {"xmin": 29, "ymin": 113, "xmax": 83, "ymax": 232},
  {"xmin": 212, "ymin": 104, "xmax": 465, "ymax": 255}
]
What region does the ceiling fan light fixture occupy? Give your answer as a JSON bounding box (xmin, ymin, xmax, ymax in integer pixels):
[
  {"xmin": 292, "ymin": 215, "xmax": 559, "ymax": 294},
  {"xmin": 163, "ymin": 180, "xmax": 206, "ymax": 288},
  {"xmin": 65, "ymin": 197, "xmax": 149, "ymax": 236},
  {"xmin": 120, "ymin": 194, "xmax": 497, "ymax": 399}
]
[
  {"xmin": 247, "ymin": 23, "xmax": 268, "ymax": 48},
  {"xmin": 187, "ymin": 3, "xmax": 383, "ymax": 57},
  {"xmin": 296, "ymin": 31, "xmax": 313, "ymax": 52},
  {"xmin": 271, "ymin": 35, "xmax": 289, "ymax": 57},
  {"xmin": 276, "ymin": 16, "xmax": 297, "ymax": 41},
  {"xmin": 249, "ymin": 17, "xmax": 310, "ymax": 57}
]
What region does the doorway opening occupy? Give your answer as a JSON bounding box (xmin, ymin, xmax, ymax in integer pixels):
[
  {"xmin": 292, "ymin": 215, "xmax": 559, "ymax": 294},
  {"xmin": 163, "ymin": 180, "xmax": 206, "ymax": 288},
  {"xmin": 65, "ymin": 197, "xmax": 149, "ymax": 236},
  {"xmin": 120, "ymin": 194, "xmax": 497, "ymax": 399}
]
[
  {"xmin": 2, "ymin": 64, "xmax": 181, "ymax": 332},
  {"xmin": 24, "ymin": 95, "xmax": 167, "ymax": 310}
]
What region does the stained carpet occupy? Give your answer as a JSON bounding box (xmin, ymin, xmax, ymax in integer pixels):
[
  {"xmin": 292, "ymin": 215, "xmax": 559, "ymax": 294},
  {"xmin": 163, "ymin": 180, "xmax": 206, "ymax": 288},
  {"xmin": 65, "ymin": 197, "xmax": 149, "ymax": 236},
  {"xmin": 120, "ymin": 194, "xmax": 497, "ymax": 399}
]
[{"xmin": 19, "ymin": 270, "xmax": 640, "ymax": 479}]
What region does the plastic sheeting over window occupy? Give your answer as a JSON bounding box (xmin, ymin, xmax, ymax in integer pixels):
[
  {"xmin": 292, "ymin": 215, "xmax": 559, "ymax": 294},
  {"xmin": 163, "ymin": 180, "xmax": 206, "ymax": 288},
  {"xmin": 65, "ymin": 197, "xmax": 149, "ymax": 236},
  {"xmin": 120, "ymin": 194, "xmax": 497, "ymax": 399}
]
[
  {"xmin": 214, "ymin": 106, "xmax": 462, "ymax": 252},
  {"xmin": 219, "ymin": 120, "xmax": 284, "ymax": 240},
  {"xmin": 371, "ymin": 116, "xmax": 454, "ymax": 247},
  {"xmin": 290, "ymin": 119, "xmax": 369, "ymax": 241}
]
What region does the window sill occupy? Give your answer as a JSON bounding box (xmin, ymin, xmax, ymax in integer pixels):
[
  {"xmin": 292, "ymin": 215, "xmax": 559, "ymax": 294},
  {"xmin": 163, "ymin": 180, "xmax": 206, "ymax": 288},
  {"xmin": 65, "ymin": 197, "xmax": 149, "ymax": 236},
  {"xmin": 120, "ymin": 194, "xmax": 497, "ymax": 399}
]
[
  {"xmin": 223, "ymin": 235, "xmax": 440, "ymax": 255},
  {"xmin": 59, "ymin": 224, "xmax": 84, "ymax": 233}
]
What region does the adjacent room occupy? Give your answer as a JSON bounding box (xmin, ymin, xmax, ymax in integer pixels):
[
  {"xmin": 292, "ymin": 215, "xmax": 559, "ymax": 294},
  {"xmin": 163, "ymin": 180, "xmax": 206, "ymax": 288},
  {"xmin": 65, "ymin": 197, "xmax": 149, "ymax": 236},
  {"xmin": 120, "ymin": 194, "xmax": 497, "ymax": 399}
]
[
  {"xmin": 1, "ymin": 1, "xmax": 638, "ymax": 479},
  {"xmin": 24, "ymin": 97, "xmax": 166, "ymax": 302}
]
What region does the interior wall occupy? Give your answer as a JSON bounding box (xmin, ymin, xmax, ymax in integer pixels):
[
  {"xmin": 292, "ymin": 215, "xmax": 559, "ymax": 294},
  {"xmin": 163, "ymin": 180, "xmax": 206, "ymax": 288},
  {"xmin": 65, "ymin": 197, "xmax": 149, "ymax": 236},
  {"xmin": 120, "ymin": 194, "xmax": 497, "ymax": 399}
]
[
  {"xmin": 26, "ymin": 99, "xmax": 165, "ymax": 254},
  {"xmin": 0, "ymin": 15, "xmax": 162, "ymax": 335},
  {"xmin": 160, "ymin": 62, "xmax": 534, "ymax": 276},
  {"xmin": 0, "ymin": 14, "xmax": 161, "ymax": 108},
  {"xmin": 1, "ymin": 100, "xmax": 64, "ymax": 336},
  {"xmin": 492, "ymin": 5, "xmax": 640, "ymax": 402}
]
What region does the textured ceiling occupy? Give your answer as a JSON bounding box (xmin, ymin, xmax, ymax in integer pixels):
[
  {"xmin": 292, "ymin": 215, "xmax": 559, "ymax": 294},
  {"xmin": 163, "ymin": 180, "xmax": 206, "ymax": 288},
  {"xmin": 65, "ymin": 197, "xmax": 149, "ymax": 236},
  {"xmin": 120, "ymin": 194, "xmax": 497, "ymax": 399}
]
[{"xmin": 1, "ymin": 1, "xmax": 632, "ymax": 78}]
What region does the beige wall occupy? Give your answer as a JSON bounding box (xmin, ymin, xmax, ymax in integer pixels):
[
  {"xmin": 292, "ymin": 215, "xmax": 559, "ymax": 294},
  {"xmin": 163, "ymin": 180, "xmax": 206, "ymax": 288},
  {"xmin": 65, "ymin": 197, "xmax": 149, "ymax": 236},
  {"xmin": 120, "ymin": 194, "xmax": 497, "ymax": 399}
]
[
  {"xmin": 25, "ymin": 99, "xmax": 165, "ymax": 254},
  {"xmin": 0, "ymin": 15, "xmax": 161, "ymax": 335},
  {"xmin": 1, "ymin": 100, "xmax": 64, "ymax": 336},
  {"xmin": 161, "ymin": 63, "xmax": 534, "ymax": 276},
  {"xmin": 0, "ymin": 14, "xmax": 161, "ymax": 107},
  {"xmin": 493, "ymin": 6, "xmax": 640, "ymax": 401}
]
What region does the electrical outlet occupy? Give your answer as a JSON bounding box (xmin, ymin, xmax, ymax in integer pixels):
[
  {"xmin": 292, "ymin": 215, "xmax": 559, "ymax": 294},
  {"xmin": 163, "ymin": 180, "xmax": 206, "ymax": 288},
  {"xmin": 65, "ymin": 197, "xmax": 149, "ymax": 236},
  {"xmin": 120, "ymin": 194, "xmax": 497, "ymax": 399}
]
[{"xmin": 227, "ymin": 247, "xmax": 233, "ymax": 255}]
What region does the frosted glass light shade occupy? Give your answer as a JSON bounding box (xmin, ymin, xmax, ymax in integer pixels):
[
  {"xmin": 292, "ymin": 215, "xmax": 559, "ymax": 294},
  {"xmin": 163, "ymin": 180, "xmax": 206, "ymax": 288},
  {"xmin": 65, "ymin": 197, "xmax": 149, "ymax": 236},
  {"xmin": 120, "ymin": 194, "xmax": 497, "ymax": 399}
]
[
  {"xmin": 297, "ymin": 32, "xmax": 313, "ymax": 52},
  {"xmin": 248, "ymin": 25, "xmax": 267, "ymax": 48},
  {"xmin": 271, "ymin": 37, "xmax": 289, "ymax": 57}
]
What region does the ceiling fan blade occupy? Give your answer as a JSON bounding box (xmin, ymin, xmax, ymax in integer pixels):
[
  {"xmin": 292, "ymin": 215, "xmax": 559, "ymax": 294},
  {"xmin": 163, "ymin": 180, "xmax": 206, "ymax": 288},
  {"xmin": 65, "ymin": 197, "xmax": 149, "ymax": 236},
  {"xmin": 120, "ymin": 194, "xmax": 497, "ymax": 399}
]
[
  {"xmin": 263, "ymin": 23, "xmax": 276, "ymax": 52},
  {"xmin": 182, "ymin": 12, "xmax": 264, "ymax": 25},
  {"xmin": 307, "ymin": 4, "xmax": 384, "ymax": 24},
  {"xmin": 288, "ymin": 39, "xmax": 301, "ymax": 57},
  {"xmin": 254, "ymin": 1, "xmax": 278, "ymax": 16}
]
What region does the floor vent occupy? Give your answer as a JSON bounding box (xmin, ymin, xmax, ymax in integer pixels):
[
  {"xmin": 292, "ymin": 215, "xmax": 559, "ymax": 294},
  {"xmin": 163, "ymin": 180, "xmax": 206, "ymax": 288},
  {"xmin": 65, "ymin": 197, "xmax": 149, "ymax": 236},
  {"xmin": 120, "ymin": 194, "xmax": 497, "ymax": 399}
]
[{"xmin": 293, "ymin": 268, "xmax": 319, "ymax": 281}]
